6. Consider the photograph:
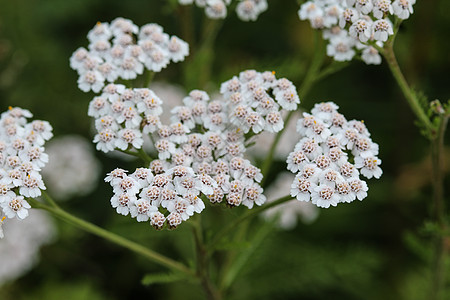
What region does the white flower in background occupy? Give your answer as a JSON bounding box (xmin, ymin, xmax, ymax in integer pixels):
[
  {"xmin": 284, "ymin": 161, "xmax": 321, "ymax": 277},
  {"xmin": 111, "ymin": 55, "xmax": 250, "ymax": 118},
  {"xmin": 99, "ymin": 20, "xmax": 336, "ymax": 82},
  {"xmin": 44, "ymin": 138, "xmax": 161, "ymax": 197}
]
[
  {"xmin": 263, "ymin": 172, "xmax": 319, "ymax": 229},
  {"xmin": 41, "ymin": 135, "xmax": 101, "ymax": 200},
  {"xmin": 0, "ymin": 210, "xmax": 55, "ymax": 286},
  {"xmin": 298, "ymin": 0, "xmax": 416, "ymax": 65},
  {"xmin": 360, "ymin": 45, "xmax": 382, "ymax": 64},
  {"xmin": 286, "ymin": 102, "xmax": 382, "ymax": 208}
]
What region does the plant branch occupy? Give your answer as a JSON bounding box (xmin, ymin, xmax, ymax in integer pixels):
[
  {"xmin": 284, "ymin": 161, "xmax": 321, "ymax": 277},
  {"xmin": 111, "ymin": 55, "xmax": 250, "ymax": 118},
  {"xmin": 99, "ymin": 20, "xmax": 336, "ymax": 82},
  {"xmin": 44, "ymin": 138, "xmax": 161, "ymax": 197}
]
[
  {"xmin": 28, "ymin": 198, "xmax": 194, "ymax": 277},
  {"xmin": 192, "ymin": 215, "xmax": 222, "ymax": 300},
  {"xmin": 430, "ymin": 114, "xmax": 449, "ymax": 300},
  {"xmin": 382, "ymin": 41, "xmax": 435, "ymax": 137}
]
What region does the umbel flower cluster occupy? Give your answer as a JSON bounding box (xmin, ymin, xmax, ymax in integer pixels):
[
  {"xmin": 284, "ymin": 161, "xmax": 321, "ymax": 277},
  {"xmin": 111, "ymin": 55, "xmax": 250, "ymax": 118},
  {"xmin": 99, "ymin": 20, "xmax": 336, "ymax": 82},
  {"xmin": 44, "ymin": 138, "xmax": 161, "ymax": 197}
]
[
  {"xmin": 87, "ymin": 68, "xmax": 300, "ymax": 229},
  {"xmin": 70, "ymin": 18, "xmax": 189, "ymax": 93},
  {"xmin": 0, "ymin": 107, "xmax": 53, "ymax": 224},
  {"xmin": 288, "ymin": 102, "xmax": 382, "ymax": 208},
  {"xmin": 178, "ymin": 0, "xmax": 268, "ymax": 21},
  {"xmin": 298, "ymin": 0, "xmax": 416, "ymax": 64}
]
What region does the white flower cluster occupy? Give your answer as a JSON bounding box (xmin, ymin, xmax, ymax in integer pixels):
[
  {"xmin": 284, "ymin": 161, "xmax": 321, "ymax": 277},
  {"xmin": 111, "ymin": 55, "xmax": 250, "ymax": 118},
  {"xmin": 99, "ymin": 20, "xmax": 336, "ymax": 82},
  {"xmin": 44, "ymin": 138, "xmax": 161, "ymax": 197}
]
[
  {"xmin": 100, "ymin": 70, "xmax": 300, "ymax": 229},
  {"xmin": 0, "ymin": 107, "xmax": 53, "ymax": 223},
  {"xmin": 288, "ymin": 102, "xmax": 382, "ymax": 208},
  {"xmin": 178, "ymin": 0, "xmax": 268, "ymax": 21},
  {"xmin": 220, "ymin": 70, "xmax": 300, "ymax": 133},
  {"xmin": 70, "ymin": 18, "xmax": 189, "ymax": 93},
  {"xmin": 0, "ymin": 210, "xmax": 55, "ymax": 285},
  {"xmin": 298, "ymin": 0, "xmax": 416, "ymax": 64}
]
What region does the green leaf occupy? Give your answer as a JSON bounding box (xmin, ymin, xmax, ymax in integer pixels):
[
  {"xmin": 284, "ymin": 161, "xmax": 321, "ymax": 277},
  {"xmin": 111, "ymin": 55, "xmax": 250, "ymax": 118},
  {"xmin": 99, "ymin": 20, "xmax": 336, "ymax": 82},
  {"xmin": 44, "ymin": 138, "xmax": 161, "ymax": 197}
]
[
  {"xmin": 141, "ymin": 272, "xmax": 188, "ymax": 286},
  {"xmin": 213, "ymin": 239, "xmax": 251, "ymax": 251}
]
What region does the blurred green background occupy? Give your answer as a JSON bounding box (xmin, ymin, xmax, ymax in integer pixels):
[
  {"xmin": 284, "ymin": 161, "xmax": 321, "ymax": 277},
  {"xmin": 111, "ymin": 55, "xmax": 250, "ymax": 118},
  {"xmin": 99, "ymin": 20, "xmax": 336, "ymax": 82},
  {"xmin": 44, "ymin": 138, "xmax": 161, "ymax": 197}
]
[{"xmin": 0, "ymin": 0, "xmax": 449, "ymax": 299}]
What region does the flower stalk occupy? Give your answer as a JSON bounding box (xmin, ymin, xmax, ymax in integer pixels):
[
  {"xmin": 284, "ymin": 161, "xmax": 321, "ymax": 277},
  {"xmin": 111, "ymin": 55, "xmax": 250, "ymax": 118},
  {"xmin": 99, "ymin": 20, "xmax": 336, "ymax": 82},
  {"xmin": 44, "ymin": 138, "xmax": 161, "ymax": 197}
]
[{"xmin": 28, "ymin": 197, "xmax": 195, "ymax": 277}]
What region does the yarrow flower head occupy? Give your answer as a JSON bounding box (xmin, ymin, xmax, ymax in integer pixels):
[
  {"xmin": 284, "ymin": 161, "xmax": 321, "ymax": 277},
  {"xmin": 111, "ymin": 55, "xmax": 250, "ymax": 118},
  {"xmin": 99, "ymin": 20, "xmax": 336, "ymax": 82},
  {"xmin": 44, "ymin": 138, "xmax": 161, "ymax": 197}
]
[
  {"xmin": 70, "ymin": 18, "xmax": 189, "ymax": 93},
  {"xmin": 287, "ymin": 101, "xmax": 382, "ymax": 208},
  {"xmin": 0, "ymin": 107, "xmax": 53, "ymax": 222},
  {"xmin": 298, "ymin": 0, "xmax": 414, "ymax": 64},
  {"xmin": 178, "ymin": 0, "xmax": 268, "ymax": 21},
  {"xmin": 97, "ymin": 70, "xmax": 302, "ymax": 230}
]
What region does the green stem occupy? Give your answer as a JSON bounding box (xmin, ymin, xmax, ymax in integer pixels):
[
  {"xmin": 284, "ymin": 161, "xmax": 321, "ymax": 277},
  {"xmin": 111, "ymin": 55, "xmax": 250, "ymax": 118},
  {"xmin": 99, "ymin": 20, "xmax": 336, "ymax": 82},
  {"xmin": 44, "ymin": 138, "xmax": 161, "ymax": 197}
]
[
  {"xmin": 192, "ymin": 215, "xmax": 222, "ymax": 300},
  {"xmin": 138, "ymin": 147, "xmax": 154, "ymax": 164},
  {"xmin": 430, "ymin": 114, "xmax": 448, "ymax": 300},
  {"xmin": 183, "ymin": 17, "xmax": 223, "ymax": 90},
  {"xmin": 382, "ymin": 42, "xmax": 435, "ymax": 137},
  {"xmin": 144, "ymin": 70, "xmax": 155, "ymax": 88},
  {"xmin": 219, "ymin": 221, "xmax": 272, "ymax": 293},
  {"xmin": 261, "ymin": 33, "xmax": 325, "ymax": 186},
  {"xmin": 41, "ymin": 190, "xmax": 60, "ymax": 209},
  {"xmin": 117, "ymin": 148, "xmax": 152, "ymax": 164},
  {"xmin": 207, "ymin": 195, "xmax": 293, "ymax": 253},
  {"xmin": 28, "ymin": 198, "xmax": 194, "ymax": 277}
]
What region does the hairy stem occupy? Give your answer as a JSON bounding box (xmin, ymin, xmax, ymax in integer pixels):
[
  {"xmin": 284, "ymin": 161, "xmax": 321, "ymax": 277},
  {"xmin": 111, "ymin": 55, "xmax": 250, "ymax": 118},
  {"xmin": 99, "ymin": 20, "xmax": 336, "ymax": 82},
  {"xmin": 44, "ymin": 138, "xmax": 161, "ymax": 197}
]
[
  {"xmin": 28, "ymin": 198, "xmax": 194, "ymax": 277},
  {"xmin": 192, "ymin": 216, "xmax": 222, "ymax": 300},
  {"xmin": 381, "ymin": 28, "xmax": 447, "ymax": 299},
  {"xmin": 382, "ymin": 42, "xmax": 435, "ymax": 137},
  {"xmin": 430, "ymin": 115, "xmax": 449, "ymax": 300}
]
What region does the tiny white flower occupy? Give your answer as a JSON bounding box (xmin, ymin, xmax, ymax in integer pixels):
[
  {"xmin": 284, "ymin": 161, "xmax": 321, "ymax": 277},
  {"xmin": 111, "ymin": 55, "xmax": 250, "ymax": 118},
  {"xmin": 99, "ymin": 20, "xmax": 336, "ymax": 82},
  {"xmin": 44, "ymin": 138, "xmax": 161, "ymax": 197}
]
[
  {"xmin": 311, "ymin": 185, "xmax": 340, "ymax": 208},
  {"xmin": 349, "ymin": 19, "xmax": 372, "ymax": 43},
  {"xmin": 78, "ymin": 70, "xmax": 105, "ymax": 93},
  {"xmin": 290, "ymin": 175, "xmax": 313, "ymax": 202},
  {"xmin": 130, "ymin": 199, "xmax": 157, "ymax": 222},
  {"xmin": 372, "ymin": 19, "xmax": 393, "ymax": 42},
  {"xmin": 354, "ymin": 156, "xmax": 383, "ymax": 179},
  {"xmin": 392, "ymin": 0, "xmax": 415, "ymax": 19},
  {"xmin": 361, "ymin": 46, "xmax": 382, "ymax": 65},
  {"xmin": 205, "ymin": 0, "xmax": 227, "ymax": 19},
  {"xmin": 2, "ymin": 195, "xmax": 31, "ymax": 219}
]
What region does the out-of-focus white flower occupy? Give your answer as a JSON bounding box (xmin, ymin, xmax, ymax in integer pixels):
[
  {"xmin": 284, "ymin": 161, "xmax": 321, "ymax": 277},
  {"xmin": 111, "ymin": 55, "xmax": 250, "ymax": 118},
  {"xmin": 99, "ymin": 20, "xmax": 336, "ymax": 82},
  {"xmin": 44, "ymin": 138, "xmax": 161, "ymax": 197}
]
[
  {"xmin": 0, "ymin": 210, "xmax": 55, "ymax": 286},
  {"xmin": 42, "ymin": 135, "xmax": 101, "ymax": 200}
]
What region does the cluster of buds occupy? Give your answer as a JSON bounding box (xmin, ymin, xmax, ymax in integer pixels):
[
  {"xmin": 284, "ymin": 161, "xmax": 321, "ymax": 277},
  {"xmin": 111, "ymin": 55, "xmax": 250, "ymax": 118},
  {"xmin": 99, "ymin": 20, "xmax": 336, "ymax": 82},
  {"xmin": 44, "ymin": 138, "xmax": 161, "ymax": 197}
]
[
  {"xmin": 0, "ymin": 107, "xmax": 53, "ymax": 224},
  {"xmin": 298, "ymin": 0, "xmax": 416, "ymax": 64},
  {"xmin": 178, "ymin": 0, "xmax": 268, "ymax": 21},
  {"xmin": 70, "ymin": 18, "xmax": 188, "ymax": 93},
  {"xmin": 287, "ymin": 102, "xmax": 382, "ymax": 208}
]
